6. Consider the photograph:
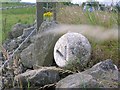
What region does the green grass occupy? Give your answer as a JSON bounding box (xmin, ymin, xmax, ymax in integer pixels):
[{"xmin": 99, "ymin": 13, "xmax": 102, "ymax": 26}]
[
  {"xmin": 2, "ymin": 2, "xmax": 27, "ymax": 7},
  {"xmin": 2, "ymin": 6, "xmax": 36, "ymax": 41},
  {"xmin": 89, "ymin": 40, "xmax": 118, "ymax": 68}
]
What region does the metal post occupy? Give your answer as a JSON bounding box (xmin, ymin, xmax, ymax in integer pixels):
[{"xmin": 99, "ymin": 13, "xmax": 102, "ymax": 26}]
[{"xmin": 36, "ymin": 2, "xmax": 44, "ymax": 31}]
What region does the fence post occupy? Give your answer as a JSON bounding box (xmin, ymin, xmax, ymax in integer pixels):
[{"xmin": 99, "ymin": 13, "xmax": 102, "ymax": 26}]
[
  {"xmin": 53, "ymin": 2, "xmax": 57, "ymax": 21},
  {"xmin": 36, "ymin": 2, "xmax": 44, "ymax": 31}
]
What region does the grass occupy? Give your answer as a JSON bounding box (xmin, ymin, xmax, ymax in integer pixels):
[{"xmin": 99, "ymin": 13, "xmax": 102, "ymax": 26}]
[
  {"xmin": 57, "ymin": 6, "xmax": 118, "ymax": 28},
  {"xmin": 1, "ymin": 3, "xmax": 119, "ymax": 70},
  {"xmin": 57, "ymin": 6, "xmax": 119, "ymax": 70},
  {"xmin": 89, "ymin": 39, "xmax": 118, "ymax": 67},
  {"xmin": 2, "ymin": 6, "xmax": 36, "ymax": 41}
]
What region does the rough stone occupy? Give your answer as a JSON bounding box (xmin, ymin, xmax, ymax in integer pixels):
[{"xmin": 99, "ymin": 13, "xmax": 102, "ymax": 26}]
[
  {"xmin": 38, "ymin": 21, "xmax": 58, "ymax": 33},
  {"xmin": 33, "ymin": 30, "xmax": 62, "ymax": 66},
  {"xmin": 0, "ymin": 52, "xmax": 4, "ymax": 67},
  {"xmin": 2, "ymin": 39, "xmax": 11, "ymax": 50},
  {"xmin": 8, "ymin": 39, "xmax": 18, "ymax": 51},
  {"xmin": 56, "ymin": 73, "xmax": 102, "ymax": 88},
  {"xmin": 82, "ymin": 59, "xmax": 119, "ymax": 88},
  {"xmin": 20, "ymin": 43, "xmax": 35, "ymax": 68},
  {"xmin": 14, "ymin": 67, "xmax": 73, "ymax": 88},
  {"xmin": 11, "ymin": 23, "xmax": 30, "ymax": 38},
  {"xmin": 0, "ymin": 76, "xmax": 3, "ymax": 90},
  {"xmin": 54, "ymin": 32, "xmax": 91, "ymax": 69},
  {"xmin": 21, "ymin": 26, "xmax": 35, "ymax": 39}
]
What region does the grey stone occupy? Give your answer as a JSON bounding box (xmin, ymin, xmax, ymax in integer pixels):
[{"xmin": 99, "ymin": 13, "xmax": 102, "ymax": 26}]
[
  {"xmin": 82, "ymin": 59, "xmax": 119, "ymax": 88},
  {"xmin": 16, "ymin": 36, "xmax": 24, "ymax": 44},
  {"xmin": 20, "ymin": 44, "xmax": 35, "ymax": 68},
  {"xmin": 56, "ymin": 73, "xmax": 102, "ymax": 88},
  {"xmin": 2, "ymin": 39, "xmax": 11, "ymax": 50},
  {"xmin": 0, "ymin": 52, "xmax": 4, "ymax": 67},
  {"xmin": 33, "ymin": 30, "xmax": 62, "ymax": 66},
  {"xmin": 18, "ymin": 39, "xmax": 31, "ymax": 52},
  {"xmin": 14, "ymin": 67, "xmax": 73, "ymax": 88},
  {"xmin": 11, "ymin": 23, "xmax": 29, "ymax": 38},
  {"xmin": 38, "ymin": 21, "xmax": 58, "ymax": 33},
  {"xmin": 54, "ymin": 32, "xmax": 91, "ymax": 69},
  {"xmin": 8, "ymin": 39, "xmax": 18, "ymax": 51},
  {"xmin": 0, "ymin": 76, "xmax": 3, "ymax": 90},
  {"xmin": 21, "ymin": 26, "xmax": 35, "ymax": 39}
]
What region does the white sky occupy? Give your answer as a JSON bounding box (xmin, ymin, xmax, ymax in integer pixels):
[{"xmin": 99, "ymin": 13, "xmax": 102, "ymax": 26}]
[{"xmin": 21, "ymin": 0, "xmax": 119, "ymax": 4}]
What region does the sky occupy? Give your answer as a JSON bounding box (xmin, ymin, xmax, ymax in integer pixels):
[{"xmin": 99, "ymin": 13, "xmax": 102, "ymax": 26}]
[{"xmin": 21, "ymin": 0, "xmax": 119, "ymax": 5}]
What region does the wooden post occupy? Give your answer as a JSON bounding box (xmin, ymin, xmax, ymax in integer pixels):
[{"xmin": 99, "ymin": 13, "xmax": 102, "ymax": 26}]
[
  {"xmin": 53, "ymin": 2, "xmax": 57, "ymax": 21},
  {"xmin": 36, "ymin": 2, "xmax": 44, "ymax": 31}
]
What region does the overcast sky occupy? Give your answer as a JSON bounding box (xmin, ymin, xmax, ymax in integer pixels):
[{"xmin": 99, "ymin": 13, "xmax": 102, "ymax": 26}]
[{"xmin": 21, "ymin": 0, "xmax": 119, "ymax": 4}]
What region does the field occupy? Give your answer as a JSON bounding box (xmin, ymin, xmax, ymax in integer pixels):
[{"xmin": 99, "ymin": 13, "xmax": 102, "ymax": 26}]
[
  {"xmin": 57, "ymin": 6, "xmax": 118, "ymax": 28},
  {"xmin": 2, "ymin": 5, "xmax": 36, "ymax": 41},
  {"xmin": 2, "ymin": 2, "xmax": 27, "ymax": 7},
  {"xmin": 1, "ymin": 3, "xmax": 119, "ymax": 68}
]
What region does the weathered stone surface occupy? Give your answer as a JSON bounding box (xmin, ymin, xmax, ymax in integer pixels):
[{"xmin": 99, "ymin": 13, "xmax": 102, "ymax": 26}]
[
  {"xmin": 0, "ymin": 76, "xmax": 2, "ymax": 90},
  {"xmin": 56, "ymin": 59, "xmax": 119, "ymax": 88},
  {"xmin": 8, "ymin": 39, "xmax": 19, "ymax": 51},
  {"xmin": 14, "ymin": 67, "xmax": 73, "ymax": 88},
  {"xmin": 56, "ymin": 73, "xmax": 102, "ymax": 88},
  {"xmin": 54, "ymin": 32, "xmax": 91, "ymax": 69},
  {"xmin": 21, "ymin": 26, "xmax": 35, "ymax": 39},
  {"xmin": 11, "ymin": 23, "xmax": 30, "ymax": 38},
  {"xmin": 20, "ymin": 44, "xmax": 35, "ymax": 68},
  {"xmin": 2, "ymin": 39, "xmax": 11, "ymax": 50},
  {"xmin": 38, "ymin": 21, "xmax": 58, "ymax": 33},
  {"xmin": 33, "ymin": 30, "xmax": 63, "ymax": 66},
  {"xmin": 82, "ymin": 59, "xmax": 119, "ymax": 88}
]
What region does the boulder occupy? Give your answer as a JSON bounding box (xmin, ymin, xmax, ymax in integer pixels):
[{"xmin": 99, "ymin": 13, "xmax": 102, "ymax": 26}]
[
  {"xmin": 56, "ymin": 73, "xmax": 102, "ymax": 88},
  {"xmin": 14, "ymin": 67, "xmax": 73, "ymax": 88},
  {"xmin": 33, "ymin": 30, "xmax": 63, "ymax": 66},
  {"xmin": 20, "ymin": 44, "xmax": 35, "ymax": 68},
  {"xmin": 10, "ymin": 23, "xmax": 30, "ymax": 38},
  {"xmin": 82, "ymin": 59, "xmax": 119, "ymax": 88},
  {"xmin": 56, "ymin": 59, "xmax": 119, "ymax": 88},
  {"xmin": 54, "ymin": 32, "xmax": 91, "ymax": 70}
]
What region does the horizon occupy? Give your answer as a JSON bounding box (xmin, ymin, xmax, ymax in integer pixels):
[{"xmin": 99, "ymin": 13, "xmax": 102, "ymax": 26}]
[{"xmin": 20, "ymin": 0, "xmax": 120, "ymax": 5}]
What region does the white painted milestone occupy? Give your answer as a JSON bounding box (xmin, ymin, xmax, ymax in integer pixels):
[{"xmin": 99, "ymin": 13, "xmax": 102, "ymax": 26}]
[{"xmin": 54, "ymin": 32, "xmax": 91, "ymax": 68}]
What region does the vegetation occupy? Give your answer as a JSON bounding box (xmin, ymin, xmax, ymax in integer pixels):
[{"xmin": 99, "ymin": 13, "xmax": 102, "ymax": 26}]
[
  {"xmin": 57, "ymin": 6, "xmax": 118, "ymax": 28},
  {"xmin": 2, "ymin": 2, "xmax": 26, "ymax": 7},
  {"xmin": 1, "ymin": 3, "xmax": 119, "ymax": 68},
  {"xmin": 2, "ymin": 6, "xmax": 36, "ymax": 42}
]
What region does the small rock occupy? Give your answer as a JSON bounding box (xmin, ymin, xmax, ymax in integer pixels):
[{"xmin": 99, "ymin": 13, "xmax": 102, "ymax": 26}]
[
  {"xmin": 11, "ymin": 23, "xmax": 30, "ymax": 38},
  {"xmin": 8, "ymin": 39, "xmax": 18, "ymax": 51},
  {"xmin": 21, "ymin": 26, "xmax": 35, "ymax": 39}
]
